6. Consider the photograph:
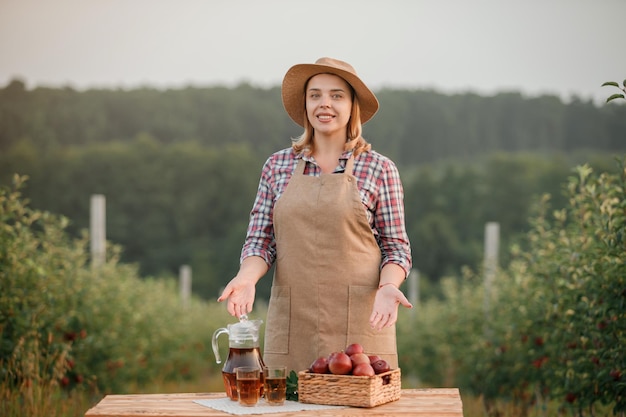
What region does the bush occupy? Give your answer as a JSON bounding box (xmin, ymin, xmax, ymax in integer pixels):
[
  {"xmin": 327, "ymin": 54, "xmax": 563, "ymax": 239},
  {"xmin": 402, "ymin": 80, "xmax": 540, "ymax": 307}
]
[
  {"xmin": 0, "ymin": 175, "xmax": 252, "ymax": 416},
  {"xmin": 521, "ymin": 161, "xmax": 626, "ymax": 414},
  {"xmin": 1, "ymin": 175, "xmax": 85, "ymax": 389},
  {"xmin": 399, "ymin": 158, "xmax": 625, "ymax": 416}
]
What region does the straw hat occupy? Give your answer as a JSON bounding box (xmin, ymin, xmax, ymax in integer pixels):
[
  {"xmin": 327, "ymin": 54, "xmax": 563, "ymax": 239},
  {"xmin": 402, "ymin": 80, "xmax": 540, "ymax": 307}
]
[{"xmin": 281, "ymin": 57, "xmax": 379, "ymax": 127}]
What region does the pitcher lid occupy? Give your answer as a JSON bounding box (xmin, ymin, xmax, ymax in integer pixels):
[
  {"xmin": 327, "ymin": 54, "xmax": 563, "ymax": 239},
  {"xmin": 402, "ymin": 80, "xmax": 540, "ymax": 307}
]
[{"xmin": 229, "ymin": 315, "xmax": 262, "ymax": 342}]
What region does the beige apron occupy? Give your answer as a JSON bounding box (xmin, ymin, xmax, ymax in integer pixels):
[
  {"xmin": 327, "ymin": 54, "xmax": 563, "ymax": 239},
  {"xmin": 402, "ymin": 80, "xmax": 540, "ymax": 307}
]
[{"xmin": 263, "ymin": 156, "xmax": 398, "ymax": 373}]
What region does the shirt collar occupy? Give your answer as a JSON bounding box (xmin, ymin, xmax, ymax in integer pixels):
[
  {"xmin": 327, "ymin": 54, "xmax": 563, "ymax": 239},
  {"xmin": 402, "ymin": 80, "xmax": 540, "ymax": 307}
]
[{"xmin": 297, "ymin": 148, "xmax": 354, "ymax": 162}]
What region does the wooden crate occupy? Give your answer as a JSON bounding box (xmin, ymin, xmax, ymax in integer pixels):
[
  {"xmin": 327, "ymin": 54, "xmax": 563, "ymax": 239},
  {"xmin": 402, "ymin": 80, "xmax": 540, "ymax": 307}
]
[{"xmin": 298, "ymin": 368, "xmax": 401, "ymax": 408}]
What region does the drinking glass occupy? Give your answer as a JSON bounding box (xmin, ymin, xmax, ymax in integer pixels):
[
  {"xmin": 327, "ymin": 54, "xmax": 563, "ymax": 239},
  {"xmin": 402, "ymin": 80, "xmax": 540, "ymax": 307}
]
[
  {"xmin": 263, "ymin": 366, "xmax": 287, "ymax": 405},
  {"xmin": 235, "ymin": 367, "xmax": 261, "ymax": 406}
]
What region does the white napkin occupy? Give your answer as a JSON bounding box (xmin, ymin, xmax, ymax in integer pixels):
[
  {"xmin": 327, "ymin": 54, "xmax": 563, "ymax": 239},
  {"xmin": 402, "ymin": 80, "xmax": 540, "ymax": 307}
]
[{"xmin": 194, "ymin": 397, "xmax": 347, "ymax": 415}]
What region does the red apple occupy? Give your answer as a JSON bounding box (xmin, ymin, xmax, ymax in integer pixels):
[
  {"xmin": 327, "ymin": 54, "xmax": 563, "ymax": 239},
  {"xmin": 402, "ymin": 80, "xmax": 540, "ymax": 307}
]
[
  {"xmin": 328, "ymin": 352, "xmax": 352, "ymax": 375},
  {"xmin": 350, "ymin": 353, "xmax": 370, "ymax": 366},
  {"xmin": 371, "ymin": 359, "xmax": 390, "ymax": 374},
  {"xmin": 309, "ymin": 356, "xmax": 329, "ymax": 374},
  {"xmin": 368, "ymin": 355, "xmax": 382, "ymax": 364},
  {"xmin": 345, "ymin": 343, "xmax": 364, "ymax": 356},
  {"xmin": 352, "ymin": 363, "xmax": 375, "ymax": 377}
]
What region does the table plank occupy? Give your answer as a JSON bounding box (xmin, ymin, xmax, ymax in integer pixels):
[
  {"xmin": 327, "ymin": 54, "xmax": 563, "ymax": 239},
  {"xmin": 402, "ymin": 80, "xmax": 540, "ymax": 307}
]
[{"xmin": 85, "ymin": 389, "xmax": 463, "ymax": 416}]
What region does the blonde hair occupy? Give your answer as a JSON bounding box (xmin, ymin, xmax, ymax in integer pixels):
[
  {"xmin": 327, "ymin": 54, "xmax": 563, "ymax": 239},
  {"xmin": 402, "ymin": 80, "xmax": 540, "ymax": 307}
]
[{"xmin": 291, "ymin": 80, "xmax": 372, "ymax": 157}]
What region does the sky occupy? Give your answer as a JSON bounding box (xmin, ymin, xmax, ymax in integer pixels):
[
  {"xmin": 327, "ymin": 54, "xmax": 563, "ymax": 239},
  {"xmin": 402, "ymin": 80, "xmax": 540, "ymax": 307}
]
[{"xmin": 1, "ymin": 0, "xmax": 625, "ymax": 105}]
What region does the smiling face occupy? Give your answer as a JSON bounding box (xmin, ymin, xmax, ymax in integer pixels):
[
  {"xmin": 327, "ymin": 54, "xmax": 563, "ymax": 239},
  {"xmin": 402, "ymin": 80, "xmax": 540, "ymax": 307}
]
[{"xmin": 305, "ymin": 73, "xmax": 353, "ymax": 139}]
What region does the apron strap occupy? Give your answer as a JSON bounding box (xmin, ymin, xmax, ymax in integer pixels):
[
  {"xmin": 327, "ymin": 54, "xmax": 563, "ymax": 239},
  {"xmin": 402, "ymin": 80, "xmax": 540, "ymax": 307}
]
[
  {"xmin": 345, "ymin": 155, "xmax": 355, "ymax": 175},
  {"xmin": 295, "ymin": 158, "xmax": 306, "ymax": 175}
]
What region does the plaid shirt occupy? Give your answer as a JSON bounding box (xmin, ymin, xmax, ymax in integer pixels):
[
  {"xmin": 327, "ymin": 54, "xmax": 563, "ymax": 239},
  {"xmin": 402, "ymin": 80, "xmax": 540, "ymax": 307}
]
[{"xmin": 241, "ymin": 147, "xmax": 412, "ymax": 276}]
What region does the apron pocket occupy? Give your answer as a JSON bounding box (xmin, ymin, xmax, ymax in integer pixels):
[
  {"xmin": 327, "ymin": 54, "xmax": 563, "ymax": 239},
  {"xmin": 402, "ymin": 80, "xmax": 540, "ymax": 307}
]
[
  {"xmin": 347, "ymin": 285, "xmax": 397, "ymax": 355},
  {"xmin": 264, "ymin": 285, "xmax": 290, "ymax": 354}
]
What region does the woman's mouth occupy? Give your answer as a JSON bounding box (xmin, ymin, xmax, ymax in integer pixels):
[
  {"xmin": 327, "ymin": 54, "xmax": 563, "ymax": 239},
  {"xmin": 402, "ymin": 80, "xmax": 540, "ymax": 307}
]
[{"xmin": 317, "ymin": 114, "xmax": 335, "ymax": 121}]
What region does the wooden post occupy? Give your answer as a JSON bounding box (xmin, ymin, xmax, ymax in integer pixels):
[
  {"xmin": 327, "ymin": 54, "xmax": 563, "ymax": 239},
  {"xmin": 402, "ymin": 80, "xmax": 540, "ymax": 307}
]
[
  {"xmin": 180, "ymin": 265, "xmax": 192, "ymax": 308},
  {"xmin": 90, "ymin": 194, "xmax": 106, "ymax": 268},
  {"xmin": 483, "ymin": 222, "xmax": 500, "ymax": 336}
]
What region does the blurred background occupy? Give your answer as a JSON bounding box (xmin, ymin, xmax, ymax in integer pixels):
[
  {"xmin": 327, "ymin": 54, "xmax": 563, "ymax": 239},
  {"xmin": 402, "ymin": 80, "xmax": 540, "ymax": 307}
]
[
  {"xmin": 2, "ymin": 0, "xmax": 625, "ymax": 102},
  {"xmin": 1, "ymin": 1, "xmax": 625, "ymax": 416},
  {"xmin": 2, "ymin": 0, "xmax": 625, "ymax": 299}
]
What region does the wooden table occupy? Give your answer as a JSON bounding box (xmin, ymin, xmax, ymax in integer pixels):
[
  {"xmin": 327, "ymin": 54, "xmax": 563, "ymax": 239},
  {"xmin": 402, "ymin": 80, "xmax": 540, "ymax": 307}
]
[{"xmin": 84, "ymin": 388, "xmax": 463, "ymax": 416}]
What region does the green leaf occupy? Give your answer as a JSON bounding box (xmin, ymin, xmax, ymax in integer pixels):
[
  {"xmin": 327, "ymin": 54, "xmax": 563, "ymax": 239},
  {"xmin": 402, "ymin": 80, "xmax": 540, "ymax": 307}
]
[
  {"xmin": 286, "ymin": 370, "xmax": 299, "ymax": 401},
  {"xmin": 606, "ymin": 93, "xmax": 625, "ymax": 103},
  {"xmin": 602, "ymin": 81, "xmax": 619, "ymax": 87}
]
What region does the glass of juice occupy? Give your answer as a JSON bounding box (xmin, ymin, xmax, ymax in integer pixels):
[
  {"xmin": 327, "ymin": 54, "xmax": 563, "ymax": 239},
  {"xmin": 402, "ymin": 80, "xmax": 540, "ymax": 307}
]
[
  {"xmin": 235, "ymin": 367, "xmax": 261, "ymax": 407},
  {"xmin": 263, "ymin": 366, "xmax": 287, "ymax": 406}
]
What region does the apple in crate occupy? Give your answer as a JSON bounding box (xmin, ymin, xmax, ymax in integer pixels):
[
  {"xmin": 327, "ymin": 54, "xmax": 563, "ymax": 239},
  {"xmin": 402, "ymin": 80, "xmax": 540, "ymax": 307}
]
[
  {"xmin": 368, "ymin": 355, "xmax": 382, "ymax": 364},
  {"xmin": 344, "ymin": 343, "xmax": 364, "ymax": 356},
  {"xmin": 309, "ymin": 356, "xmax": 330, "ymax": 374},
  {"xmin": 371, "ymin": 359, "xmax": 391, "ymax": 374},
  {"xmin": 328, "ymin": 352, "xmax": 352, "ymax": 375},
  {"xmin": 352, "ymin": 362, "xmax": 376, "ymax": 376},
  {"xmin": 350, "ymin": 353, "xmax": 371, "ymax": 366}
]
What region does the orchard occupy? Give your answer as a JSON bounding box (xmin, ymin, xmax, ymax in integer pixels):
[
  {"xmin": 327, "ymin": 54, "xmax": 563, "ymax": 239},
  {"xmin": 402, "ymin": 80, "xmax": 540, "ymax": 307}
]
[
  {"xmin": 398, "ymin": 159, "xmax": 626, "ymax": 416},
  {"xmin": 1, "ymin": 157, "xmax": 625, "ymax": 417}
]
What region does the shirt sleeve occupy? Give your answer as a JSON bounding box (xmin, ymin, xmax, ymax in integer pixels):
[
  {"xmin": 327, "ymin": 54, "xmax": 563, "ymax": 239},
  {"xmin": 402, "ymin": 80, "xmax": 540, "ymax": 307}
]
[
  {"xmin": 240, "ymin": 156, "xmax": 277, "ymax": 267},
  {"xmin": 374, "ymin": 158, "xmax": 413, "ymax": 277}
]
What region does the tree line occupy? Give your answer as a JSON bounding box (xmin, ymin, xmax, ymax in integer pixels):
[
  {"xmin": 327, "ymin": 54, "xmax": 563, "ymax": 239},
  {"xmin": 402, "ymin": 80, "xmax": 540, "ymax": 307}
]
[
  {"xmin": 2, "ymin": 78, "xmax": 625, "ymax": 166},
  {"xmin": 1, "ymin": 79, "xmax": 624, "ymax": 300}
]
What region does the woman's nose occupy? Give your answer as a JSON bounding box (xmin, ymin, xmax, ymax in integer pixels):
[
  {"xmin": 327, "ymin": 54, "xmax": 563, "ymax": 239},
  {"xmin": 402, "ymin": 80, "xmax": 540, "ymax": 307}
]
[{"xmin": 320, "ymin": 95, "xmax": 332, "ymax": 107}]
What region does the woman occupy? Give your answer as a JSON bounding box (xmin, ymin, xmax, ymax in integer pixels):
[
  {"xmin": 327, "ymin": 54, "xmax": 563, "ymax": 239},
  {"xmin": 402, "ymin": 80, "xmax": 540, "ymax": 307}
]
[{"xmin": 218, "ymin": 57, "xmax": 412, "ymax": 373}]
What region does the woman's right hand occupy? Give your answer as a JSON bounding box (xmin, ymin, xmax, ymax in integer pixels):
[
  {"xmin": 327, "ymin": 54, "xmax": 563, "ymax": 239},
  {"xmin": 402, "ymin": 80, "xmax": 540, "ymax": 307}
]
[
  {"xmin": 217, "ymin": 256, "xmax": 268, "ymax": 318},
  {"xmin": 218, "ymin": 275, "xmax": 257, "ymax": 318}
]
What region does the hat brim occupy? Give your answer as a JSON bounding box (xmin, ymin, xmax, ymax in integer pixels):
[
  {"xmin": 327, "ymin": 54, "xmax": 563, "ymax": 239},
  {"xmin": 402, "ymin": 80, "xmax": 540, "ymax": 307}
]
[{"xmin": 281, "ymin": 63, "xmax": 379, "ymax": 127}]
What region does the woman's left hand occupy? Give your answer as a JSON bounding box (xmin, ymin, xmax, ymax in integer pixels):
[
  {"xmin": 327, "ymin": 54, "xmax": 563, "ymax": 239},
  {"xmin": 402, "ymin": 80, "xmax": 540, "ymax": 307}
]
[{"xmin": 369, "ymin": 284, "xmax": 412, "ymax": 331}]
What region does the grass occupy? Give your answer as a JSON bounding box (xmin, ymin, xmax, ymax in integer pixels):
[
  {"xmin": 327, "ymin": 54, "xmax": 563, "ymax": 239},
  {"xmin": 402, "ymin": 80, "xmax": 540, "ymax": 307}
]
[
  {"xmin": 1, "ymin": 382, "xmax": 97, "ymax": 417},
  {"xmin": 0, "ymin": 367, "xmax": 224, "ymax": 417}
]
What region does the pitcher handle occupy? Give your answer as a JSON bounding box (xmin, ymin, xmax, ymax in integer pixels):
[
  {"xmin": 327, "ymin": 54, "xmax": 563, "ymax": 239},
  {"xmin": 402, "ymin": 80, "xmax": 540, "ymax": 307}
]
[{"xmin": 211, "ymin": 328, "xmax": 229, "ymax": 364}]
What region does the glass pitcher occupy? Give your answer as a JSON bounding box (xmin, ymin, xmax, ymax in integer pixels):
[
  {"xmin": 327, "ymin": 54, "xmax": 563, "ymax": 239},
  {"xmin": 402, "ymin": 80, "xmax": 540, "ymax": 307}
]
[{"xmin": 212, "ymin": 315, "xmax": 266, "ymax": 401}]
